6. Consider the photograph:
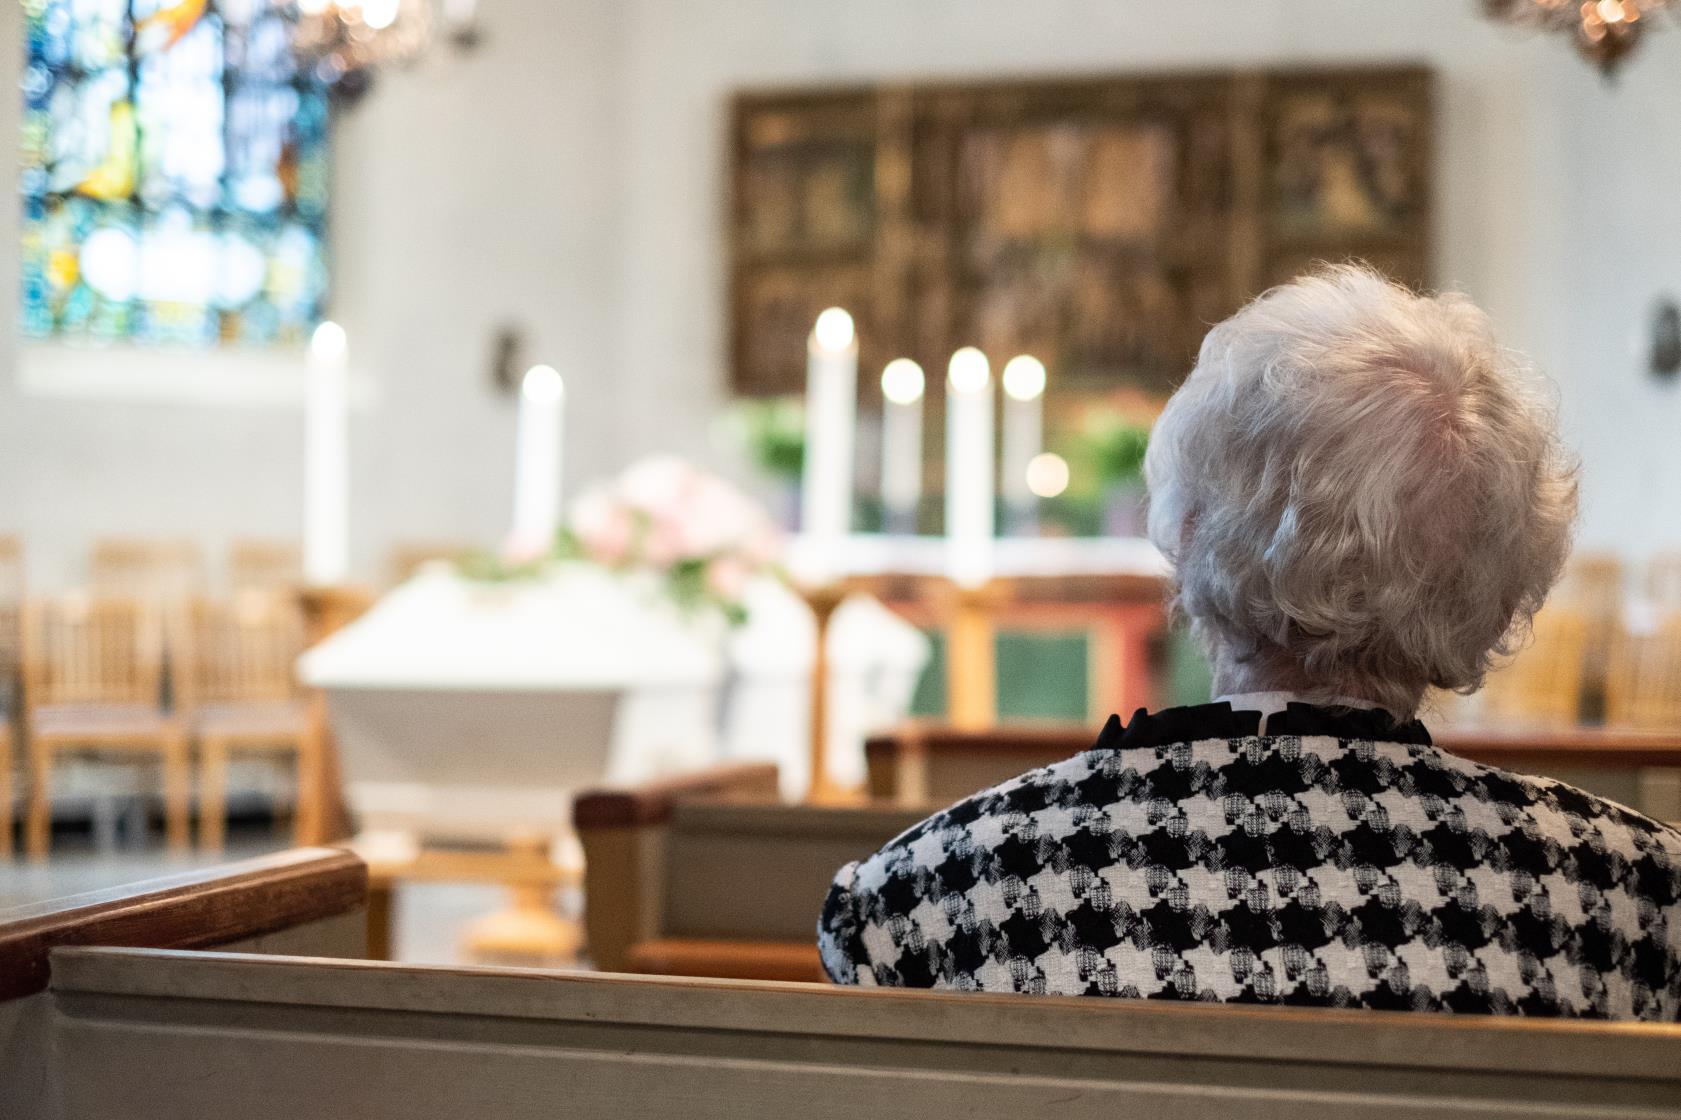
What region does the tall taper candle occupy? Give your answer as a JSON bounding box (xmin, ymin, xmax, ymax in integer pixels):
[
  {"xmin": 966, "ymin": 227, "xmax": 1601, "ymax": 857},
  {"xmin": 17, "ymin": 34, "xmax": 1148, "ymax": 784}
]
[
  {"xmin": 879, "ymin": 358, "xmax": 925, "ymax": 535},
  {"xmin": 304, "ymin": 320, "xmax": 350, "ymax": 585},
  {"xmin": 800, "ymin": 307, "xmax": 858, "ymax": 581},
  {"xmin": 512, "ymin": 364, "xmax": 566, "ymax": 553},
  {"xmin": 945, "ymin": 347, "xmax": 995, "ymax": 587},
  {"xmin": 1001, "ymin": 354, "xmax": 1046, "ymax": 535}
]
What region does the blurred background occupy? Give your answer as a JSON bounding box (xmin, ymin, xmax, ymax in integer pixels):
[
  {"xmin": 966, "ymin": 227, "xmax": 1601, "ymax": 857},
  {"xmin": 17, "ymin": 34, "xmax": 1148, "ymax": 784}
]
[{"xmin": 3, "ymin": 0, "xmax": 1680, "ymax": 967}]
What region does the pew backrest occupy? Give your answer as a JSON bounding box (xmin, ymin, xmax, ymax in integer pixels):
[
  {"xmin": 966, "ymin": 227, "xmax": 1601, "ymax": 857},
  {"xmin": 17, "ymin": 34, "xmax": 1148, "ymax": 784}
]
[
  {"xmin": 38, "ymin": 947, "xmax": 1681, "ymax": 1120},
  {"xmin": 867, "ymin": 721, "xmax": 1681, "ymax": 814},
  {"xmin": 575, "ymin": 764, "xmax": 922, "ymax": 977}
]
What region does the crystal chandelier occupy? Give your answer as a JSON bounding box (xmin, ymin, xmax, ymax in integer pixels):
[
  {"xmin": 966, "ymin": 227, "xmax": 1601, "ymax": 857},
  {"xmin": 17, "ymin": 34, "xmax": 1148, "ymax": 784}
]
[
  {"xmin": 292, "ymin": 0, "xmax": 479, "ymax": 97},
  {"xmin": 1483, "ymin": 0, "xmax": 1675, "ymax": 75}
]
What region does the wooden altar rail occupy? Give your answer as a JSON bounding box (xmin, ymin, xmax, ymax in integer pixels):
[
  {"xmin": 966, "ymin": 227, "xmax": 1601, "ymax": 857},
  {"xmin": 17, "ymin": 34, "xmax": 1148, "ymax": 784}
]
[
  {"xmin": 575, "ymin": 764, "xmax": 920, "ymax": 981},
  {"xmin": 0, "ymin": 846, "xmax": 367, "ymax": 1001},
  {"xmin": 23, "ymin": 947, "xmax": 1681, "ymax": 1119},
  {"xmin": 866, "ymin": 721, "xmax": 1681, "ymax": 809}
]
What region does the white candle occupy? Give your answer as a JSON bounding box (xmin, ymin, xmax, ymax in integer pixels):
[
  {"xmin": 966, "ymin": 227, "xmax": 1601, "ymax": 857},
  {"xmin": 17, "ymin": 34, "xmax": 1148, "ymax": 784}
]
[
  {"xmin": 945, "ymin": 347, "xmax": 995, "ymax": 587},
  {"xmin": 512, "ymin": 364, "xmax": 566, "ymax": 552},
  {"xmin": 879, "ymin": 358, "xmax": 924, "ymax": 535},
  {"xmin": 800, "ymin": 307, "xmax": 858, "ymax": 582},
  {"xmin": 1001, "ymin": 354, "xmax": 1046, "ymax": 534},
  {"xmin": 303, "ymin": 320, "xmax": 350, "ymax": 586}
]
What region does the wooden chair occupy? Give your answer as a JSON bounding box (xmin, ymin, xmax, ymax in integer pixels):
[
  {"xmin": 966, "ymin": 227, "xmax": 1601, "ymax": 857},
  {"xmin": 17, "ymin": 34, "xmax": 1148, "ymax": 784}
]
[
  {"xmin": 176, "ymin": 594, "xmax": 319, "ymax": 851},
  {"xmin": 1606, "ymin": 612, "xmax": 1681, "ymax": 730},
  {"xmin": 1475, "ymin": 605, "xmax": 1592, "ymax": 726},
  {"xmin": 1648, "ymin": 551, "xmax": 1681, "ymax": 609},
  {"xmin": 574, "ymin": 763, "xmax": 919, "ymax": 981},
  {"xmin": 0, "ymin": 536, "xmax": 21, "ymax": 858},
  {"xmin": 227, "ymin": 539, "xmax": 302, "ymax": 596},
  {"xmin": 89, "ymin": 537, "xmax": 205, "ymax": 608},
  {"xmin": 1553, "ymin": 552, "xmax": 1626, "ymax": 717},
  {"xmin": 22, "ymin": 596, "xmax": 189, "ymax": 858}
]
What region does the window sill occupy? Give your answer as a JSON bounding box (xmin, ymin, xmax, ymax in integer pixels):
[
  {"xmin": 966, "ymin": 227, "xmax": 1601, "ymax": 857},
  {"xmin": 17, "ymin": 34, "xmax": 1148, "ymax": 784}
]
[{"xmin": 16, "ymin": 344, "xmax": 378, "ymax": 408}]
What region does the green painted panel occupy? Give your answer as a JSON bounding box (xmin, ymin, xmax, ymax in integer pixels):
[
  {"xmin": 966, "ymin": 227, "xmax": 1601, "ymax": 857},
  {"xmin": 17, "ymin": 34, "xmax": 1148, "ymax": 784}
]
[{"xmin": 908, "ymin": 630, "xmax": 1089, "ymax": 722}]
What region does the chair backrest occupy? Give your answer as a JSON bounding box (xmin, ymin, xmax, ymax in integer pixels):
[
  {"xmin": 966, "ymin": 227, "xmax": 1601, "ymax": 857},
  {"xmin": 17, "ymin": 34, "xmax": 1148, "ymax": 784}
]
[
  {"xmin": 88, "ymin": 539, "xmax": 205, "ymax": 636},
  {"xmin": 227, "ymin": 539, "xmax": 302, "ymax": 596},
  {"xmin": 23, "ymin": 948, "xmax": 1681, "ymax": 1120},
  {"xmin": 174, "ymin": 594, "xmax": 307, "ymax": 709},
  {"xmin": 1606, "ymin": 612, "xmax": 1681, "ymax": 730},
  {"xmin": 1476, "ymin": 605, "xmax": 1591, "ymax": 725},
  {"xmin": 23, "ymin": 596, "xmax": 163, "ymax": 708}
]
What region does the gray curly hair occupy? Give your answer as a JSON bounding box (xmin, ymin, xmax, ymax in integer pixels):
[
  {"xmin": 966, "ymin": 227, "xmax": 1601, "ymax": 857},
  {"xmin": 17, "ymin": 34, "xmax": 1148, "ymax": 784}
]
[{"xmin": 1145, "ymin": 265, "xmax": 1579, "ymax": 718}]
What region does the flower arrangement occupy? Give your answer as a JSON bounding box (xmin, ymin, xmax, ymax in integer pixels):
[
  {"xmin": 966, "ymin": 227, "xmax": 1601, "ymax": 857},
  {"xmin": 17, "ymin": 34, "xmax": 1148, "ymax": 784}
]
[{"xmin": 561, "ymin": 455, "xmax": 784, "ymax": 625}]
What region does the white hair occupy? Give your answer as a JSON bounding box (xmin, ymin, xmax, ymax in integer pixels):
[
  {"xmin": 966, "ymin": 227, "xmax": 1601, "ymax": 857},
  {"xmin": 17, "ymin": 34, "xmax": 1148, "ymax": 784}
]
[{"xmin": 1145, "ymin": 265, "xmax": 1579, "ymax": 718}]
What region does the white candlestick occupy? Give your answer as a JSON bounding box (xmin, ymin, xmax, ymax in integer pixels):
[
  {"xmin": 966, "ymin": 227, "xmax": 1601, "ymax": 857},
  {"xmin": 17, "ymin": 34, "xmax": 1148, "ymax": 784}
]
[
  {"xmin": 303, "ymin": 320, "xmax": 350, "ymax": 586},
  {"xmin": 879, "ymin": 358, "xmax": 924, "ymax": 535},
  {"xmin": 1001, "ymin": 354, "xmax": 1046, "ymax": 534},
  {"xmin": 945, "ymin": 347, "xmax": 995, "ymax": 587},
  {"xmin": 800, "ymin": 307, "xmax": 858, "ymax": 583},
  {"xmin": 512, "ymin": 364, "xmax": 566, "ymax": 551}
]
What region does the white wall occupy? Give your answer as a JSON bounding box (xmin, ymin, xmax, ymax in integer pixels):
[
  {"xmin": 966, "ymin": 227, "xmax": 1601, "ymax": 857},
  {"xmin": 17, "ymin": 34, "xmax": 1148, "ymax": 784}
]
[
  {"xmin": 2, "ymin": 0, "xmax": 1679, "ymax": 585},
  {"xmin": 0, "ymin": 0, "xmax": 625, "ymax": 586}
]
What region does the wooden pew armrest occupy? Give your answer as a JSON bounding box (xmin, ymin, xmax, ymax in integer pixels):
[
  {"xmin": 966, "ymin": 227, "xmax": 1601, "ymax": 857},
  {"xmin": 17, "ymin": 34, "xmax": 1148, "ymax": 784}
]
[{"xmin": 623, "ymin": 937, "xmax": 826, "ymax": 984}]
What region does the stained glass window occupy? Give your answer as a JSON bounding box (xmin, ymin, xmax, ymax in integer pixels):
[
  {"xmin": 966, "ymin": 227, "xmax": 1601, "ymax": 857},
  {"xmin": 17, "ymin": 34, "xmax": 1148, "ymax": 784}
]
[{"xmin": 20, "ymin": 0, "xmax": 330, "ymax": 347}]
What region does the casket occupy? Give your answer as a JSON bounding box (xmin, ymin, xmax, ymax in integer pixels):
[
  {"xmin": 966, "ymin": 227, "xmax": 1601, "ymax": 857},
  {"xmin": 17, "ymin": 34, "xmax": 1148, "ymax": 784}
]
[{"xmin": 298, "ymin": 563, "xmax": 723, "ymax": 844}]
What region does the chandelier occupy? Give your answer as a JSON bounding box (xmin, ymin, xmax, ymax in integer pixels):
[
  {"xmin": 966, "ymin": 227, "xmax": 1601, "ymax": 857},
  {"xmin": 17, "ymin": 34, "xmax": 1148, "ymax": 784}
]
[
  {"xmin": 1483, "ymin": 0, "xmax": 1675, "ymax": 75},
  {"xmin": 292, "ymin": 0, "xmax": 479, "ymax": 97}
]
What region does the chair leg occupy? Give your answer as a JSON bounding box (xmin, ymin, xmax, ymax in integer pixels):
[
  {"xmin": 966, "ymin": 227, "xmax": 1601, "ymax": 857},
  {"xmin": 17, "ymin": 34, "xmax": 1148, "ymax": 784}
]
[
  {"xmin": 199, "ymin": 738, "xmax": 228, "ymax": 853},
  {"xmin": 162, "ymin": 735, "xmax": 191, "ymax": 854},
  {"xmin": 0, "ymin": 728, "xmax": 12, "ymax": 859},
  {"xmin": 25, "ymin": 741, "xmax": 52, "ymax": 861},
  {"xmin": 294, "ymin": 722, "xmax": 326, "ymax": 846}
]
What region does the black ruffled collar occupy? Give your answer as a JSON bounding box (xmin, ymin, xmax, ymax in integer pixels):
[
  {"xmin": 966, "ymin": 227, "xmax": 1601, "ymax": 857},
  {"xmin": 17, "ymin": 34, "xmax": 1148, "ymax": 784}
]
[{"xmin": 1092, "ymin": 701, "xmax": 1432, "ymax": 752}]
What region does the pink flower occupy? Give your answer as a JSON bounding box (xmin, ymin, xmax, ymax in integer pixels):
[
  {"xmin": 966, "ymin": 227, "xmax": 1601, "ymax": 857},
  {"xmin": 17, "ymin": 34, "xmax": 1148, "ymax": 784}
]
[
  {"xmin": 571, "ymin": 486, "xmax": 636, "ymax": 566},
  {"xmin": 706, "ymin": 556, "xmax": 750, "ymax": 602}
]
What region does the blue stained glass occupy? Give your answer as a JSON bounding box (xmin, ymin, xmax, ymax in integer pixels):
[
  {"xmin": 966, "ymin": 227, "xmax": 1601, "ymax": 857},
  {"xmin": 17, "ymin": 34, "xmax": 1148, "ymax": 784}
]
[{"xmin": 18, "ymin": 0, "xmax": 330, "ymax": 347}]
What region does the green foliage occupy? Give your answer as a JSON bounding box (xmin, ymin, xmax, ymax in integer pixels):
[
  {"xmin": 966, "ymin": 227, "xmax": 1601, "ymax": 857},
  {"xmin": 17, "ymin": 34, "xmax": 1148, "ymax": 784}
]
[
  {"xmin": 736, "ymin": 397, "xmax": 805, "ymax": 482},
  {"xmin": 1086, "ymin": 416, "xmax": 1151, "ymax": 487}
]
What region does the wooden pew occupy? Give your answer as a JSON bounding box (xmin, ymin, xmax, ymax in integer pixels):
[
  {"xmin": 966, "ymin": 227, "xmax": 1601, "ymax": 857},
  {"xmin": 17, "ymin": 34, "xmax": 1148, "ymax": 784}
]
[
  {"xmin": 27, "ymin": 946, "xmax": 1681, "ymax": 1119},
  {"xmin": 867, "ymin": 721, "xmax": 1681, "ymax": 817},
  {"xmin": 0, "ymin": 847, "xmax": 367, "ymax": 1118},
  {"xmin": 574, "ymin": 764, "xmax": 922, "ymax": 981}
]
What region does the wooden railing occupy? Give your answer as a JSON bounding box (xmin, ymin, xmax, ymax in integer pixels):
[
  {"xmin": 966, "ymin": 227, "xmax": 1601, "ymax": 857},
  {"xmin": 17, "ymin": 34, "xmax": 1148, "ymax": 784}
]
[{"xmin": 0, "ymin": 847, "xmax": 366, "ymax": 1000}]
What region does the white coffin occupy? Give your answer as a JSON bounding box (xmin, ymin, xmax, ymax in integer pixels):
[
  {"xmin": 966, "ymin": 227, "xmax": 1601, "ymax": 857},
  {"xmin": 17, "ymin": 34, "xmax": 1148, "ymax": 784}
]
[{"xmin": 298, "ymin": 564, "xmax": 723, "ymax": 842}]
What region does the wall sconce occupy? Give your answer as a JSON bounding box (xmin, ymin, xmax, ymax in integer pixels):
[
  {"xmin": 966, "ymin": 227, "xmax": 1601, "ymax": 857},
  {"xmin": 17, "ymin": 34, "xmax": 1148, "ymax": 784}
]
[
  {"xmin": 1653, "ymin": 298, "xmax": 1681, "ymax": 381},
  {"xmin": 492, "ymin": 324, "xmax": 527, "ymax": 395}
]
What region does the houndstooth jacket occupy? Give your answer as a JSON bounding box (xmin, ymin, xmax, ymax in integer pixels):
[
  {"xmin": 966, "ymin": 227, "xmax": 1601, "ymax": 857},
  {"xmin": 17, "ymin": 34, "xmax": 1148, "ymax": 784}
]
[{"xmin": 818, "ymin": 703, "xmax": 1681, "ymax": 1020}]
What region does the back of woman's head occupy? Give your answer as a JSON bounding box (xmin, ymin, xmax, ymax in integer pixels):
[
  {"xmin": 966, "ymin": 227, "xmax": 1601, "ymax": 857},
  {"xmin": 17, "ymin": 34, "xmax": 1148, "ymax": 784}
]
[{"xmin": 1145, "ymin": 264, "xmax": 1579, "ymax": 717}]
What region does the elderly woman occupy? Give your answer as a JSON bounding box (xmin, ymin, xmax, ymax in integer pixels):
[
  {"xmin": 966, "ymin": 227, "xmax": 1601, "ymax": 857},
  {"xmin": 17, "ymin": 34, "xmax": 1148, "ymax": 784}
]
[{"xmin": 819, "ymin": 266, "xmax": 1681, "ymax": 1020}]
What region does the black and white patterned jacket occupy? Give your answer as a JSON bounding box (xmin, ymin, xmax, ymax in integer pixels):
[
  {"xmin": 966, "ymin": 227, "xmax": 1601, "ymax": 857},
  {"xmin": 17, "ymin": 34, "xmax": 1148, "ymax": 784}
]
[{"xmin": 818, "ymin": 703, "xmax": 1681, "ymax": 1020}]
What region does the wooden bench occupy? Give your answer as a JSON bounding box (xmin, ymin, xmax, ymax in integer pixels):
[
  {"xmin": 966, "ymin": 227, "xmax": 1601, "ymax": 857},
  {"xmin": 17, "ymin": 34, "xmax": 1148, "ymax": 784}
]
[
  {"xmin": 19, "ymin": 946, "xmax": 1681, "ymax": 1118},
  {"xmin": 0, "ymin": 847, "xmax": 367, "ymax": 1118},
  {"xmin": 867, "ymin": 721, "xmax": 1681, "ymax": 818},
  {"xmin": 575, "ymin": 764, "xmax": 922, "ymax": 981}
]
